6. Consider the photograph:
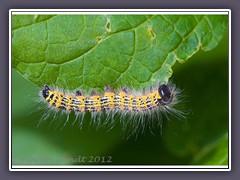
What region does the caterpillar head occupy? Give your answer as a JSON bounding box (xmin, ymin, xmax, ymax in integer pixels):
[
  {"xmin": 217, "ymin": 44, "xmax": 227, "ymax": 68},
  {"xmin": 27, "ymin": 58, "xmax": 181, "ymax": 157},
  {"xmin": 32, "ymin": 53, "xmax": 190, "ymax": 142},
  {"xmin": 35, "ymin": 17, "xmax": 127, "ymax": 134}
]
[
  {"xmin": 158, "ymin": 84, "xmax": 173, "ymax": 105},
  {"xmin": 41, "ymin": 85, "xmax": 50, "ymax": 99}
]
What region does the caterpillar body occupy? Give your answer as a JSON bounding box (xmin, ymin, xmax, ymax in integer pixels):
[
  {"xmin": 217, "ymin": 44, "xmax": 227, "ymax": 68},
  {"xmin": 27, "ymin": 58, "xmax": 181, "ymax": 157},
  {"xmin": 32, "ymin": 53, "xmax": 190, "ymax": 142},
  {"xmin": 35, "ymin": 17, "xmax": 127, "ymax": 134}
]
[{"xmin": 40, "ymin": 83, "xmax": 183, "ymax": 136}]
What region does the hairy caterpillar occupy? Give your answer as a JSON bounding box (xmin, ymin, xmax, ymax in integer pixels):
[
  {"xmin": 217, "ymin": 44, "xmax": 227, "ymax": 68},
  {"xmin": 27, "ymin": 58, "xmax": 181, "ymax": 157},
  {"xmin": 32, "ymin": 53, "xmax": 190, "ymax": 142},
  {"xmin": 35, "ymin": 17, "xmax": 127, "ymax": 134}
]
[{"xmin": 40, "ymin": 83, "xmax": 184, "ymax": 136}]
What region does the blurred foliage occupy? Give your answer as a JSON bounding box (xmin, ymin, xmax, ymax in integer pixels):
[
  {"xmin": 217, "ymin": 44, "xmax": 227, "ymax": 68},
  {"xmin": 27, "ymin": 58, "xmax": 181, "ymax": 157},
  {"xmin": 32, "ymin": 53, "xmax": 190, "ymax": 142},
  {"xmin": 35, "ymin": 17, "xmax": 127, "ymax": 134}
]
[{"xmin": 12, "ymin": 14, "xmax": 228, "ymax": 166}]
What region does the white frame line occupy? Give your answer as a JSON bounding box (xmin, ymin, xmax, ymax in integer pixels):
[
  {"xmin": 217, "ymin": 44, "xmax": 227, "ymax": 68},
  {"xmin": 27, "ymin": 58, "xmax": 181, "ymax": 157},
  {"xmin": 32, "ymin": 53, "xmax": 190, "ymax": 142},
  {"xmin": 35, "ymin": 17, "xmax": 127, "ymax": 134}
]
[{"xmin": 9, "ymin": 9, "xmax": 231, "ymax": 171}]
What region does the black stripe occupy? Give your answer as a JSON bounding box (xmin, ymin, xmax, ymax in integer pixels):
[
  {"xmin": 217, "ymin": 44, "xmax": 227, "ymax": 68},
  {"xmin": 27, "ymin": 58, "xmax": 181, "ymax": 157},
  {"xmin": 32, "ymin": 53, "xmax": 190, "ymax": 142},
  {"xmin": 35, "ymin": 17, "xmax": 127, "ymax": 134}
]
[{"xmin": 49, "ymin": 94, "xmax": 54, "ymax": 100}]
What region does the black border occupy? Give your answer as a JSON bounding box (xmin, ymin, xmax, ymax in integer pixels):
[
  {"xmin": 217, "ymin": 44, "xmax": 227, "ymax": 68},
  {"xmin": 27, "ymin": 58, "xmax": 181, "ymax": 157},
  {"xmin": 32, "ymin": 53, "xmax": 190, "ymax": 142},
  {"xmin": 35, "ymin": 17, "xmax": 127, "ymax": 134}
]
[{"xmin": 9, "ymin": 9, "xmax": 230, "ymax": 171}]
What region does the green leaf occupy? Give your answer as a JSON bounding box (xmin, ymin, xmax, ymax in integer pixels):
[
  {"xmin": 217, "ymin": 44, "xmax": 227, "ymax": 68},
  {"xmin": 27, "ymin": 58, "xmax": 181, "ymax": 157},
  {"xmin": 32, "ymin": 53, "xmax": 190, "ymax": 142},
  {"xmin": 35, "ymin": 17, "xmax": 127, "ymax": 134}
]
[
  {"xmin": 12, "ymin": 14, "xmax": 228, "ymax": 91},
  {"xmin": 191, "ymin": 133, "xmax": 228, "ymax": 165},
  {"xmin": 12, "ymin": 129, "xmax": 71, "ymax": 165}
]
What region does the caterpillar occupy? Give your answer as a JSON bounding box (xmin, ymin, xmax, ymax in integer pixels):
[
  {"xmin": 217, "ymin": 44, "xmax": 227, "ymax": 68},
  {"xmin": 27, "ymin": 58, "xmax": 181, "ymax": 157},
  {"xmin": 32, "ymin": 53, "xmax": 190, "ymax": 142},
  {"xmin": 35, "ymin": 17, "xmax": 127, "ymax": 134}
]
[{"xmin": 40, "ymin": 83, "xmax": 184, "ymax": 136}]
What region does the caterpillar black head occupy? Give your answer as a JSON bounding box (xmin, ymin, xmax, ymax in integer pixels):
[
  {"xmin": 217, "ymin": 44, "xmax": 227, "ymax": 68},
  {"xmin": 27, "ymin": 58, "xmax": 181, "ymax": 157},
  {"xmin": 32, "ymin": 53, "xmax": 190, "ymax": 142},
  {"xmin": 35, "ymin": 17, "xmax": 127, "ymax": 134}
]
[
  {"xmin": 42, "ymin": 84, "xmax": 50, "ymax": 99},
  {"xmin": 158, "ymin": 84, "xmax": 173, "ymax": 105}
]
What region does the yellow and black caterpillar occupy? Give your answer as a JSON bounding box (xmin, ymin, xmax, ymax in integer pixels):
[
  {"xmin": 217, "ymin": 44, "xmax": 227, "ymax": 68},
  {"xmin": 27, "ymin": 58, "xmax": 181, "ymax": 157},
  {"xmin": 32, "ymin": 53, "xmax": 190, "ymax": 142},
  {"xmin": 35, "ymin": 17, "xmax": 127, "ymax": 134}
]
[
  {"xmin": 40, "ymin": 83, "xmax": 183, "ymax": 136},
  {"xmin": 41, "ymin": 84, "xmax": 174, "ymax": 113}
]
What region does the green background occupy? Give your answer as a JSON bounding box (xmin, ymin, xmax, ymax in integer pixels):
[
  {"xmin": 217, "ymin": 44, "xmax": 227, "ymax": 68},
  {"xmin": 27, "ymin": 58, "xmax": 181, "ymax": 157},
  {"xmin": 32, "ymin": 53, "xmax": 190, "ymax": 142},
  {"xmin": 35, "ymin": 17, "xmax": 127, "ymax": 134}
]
[{"xmin": 12, "ymin": 31, "xmax": 228, "ymax": 166}]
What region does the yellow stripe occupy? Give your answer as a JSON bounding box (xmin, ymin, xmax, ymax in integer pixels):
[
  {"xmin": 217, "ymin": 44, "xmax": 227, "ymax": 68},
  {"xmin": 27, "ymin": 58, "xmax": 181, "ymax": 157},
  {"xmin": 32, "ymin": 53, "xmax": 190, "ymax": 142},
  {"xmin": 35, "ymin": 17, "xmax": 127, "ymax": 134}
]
[
  {"xmin": 104, "ymin": 92, "xmax": 115, "ymax": 110},
  {"xmin": 89, "ymin": 95, "xmax": 101, "ymax": 111},
  {"xmin": 75, "ymin": 96, "xmax": 86, "ymax": 112}
]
